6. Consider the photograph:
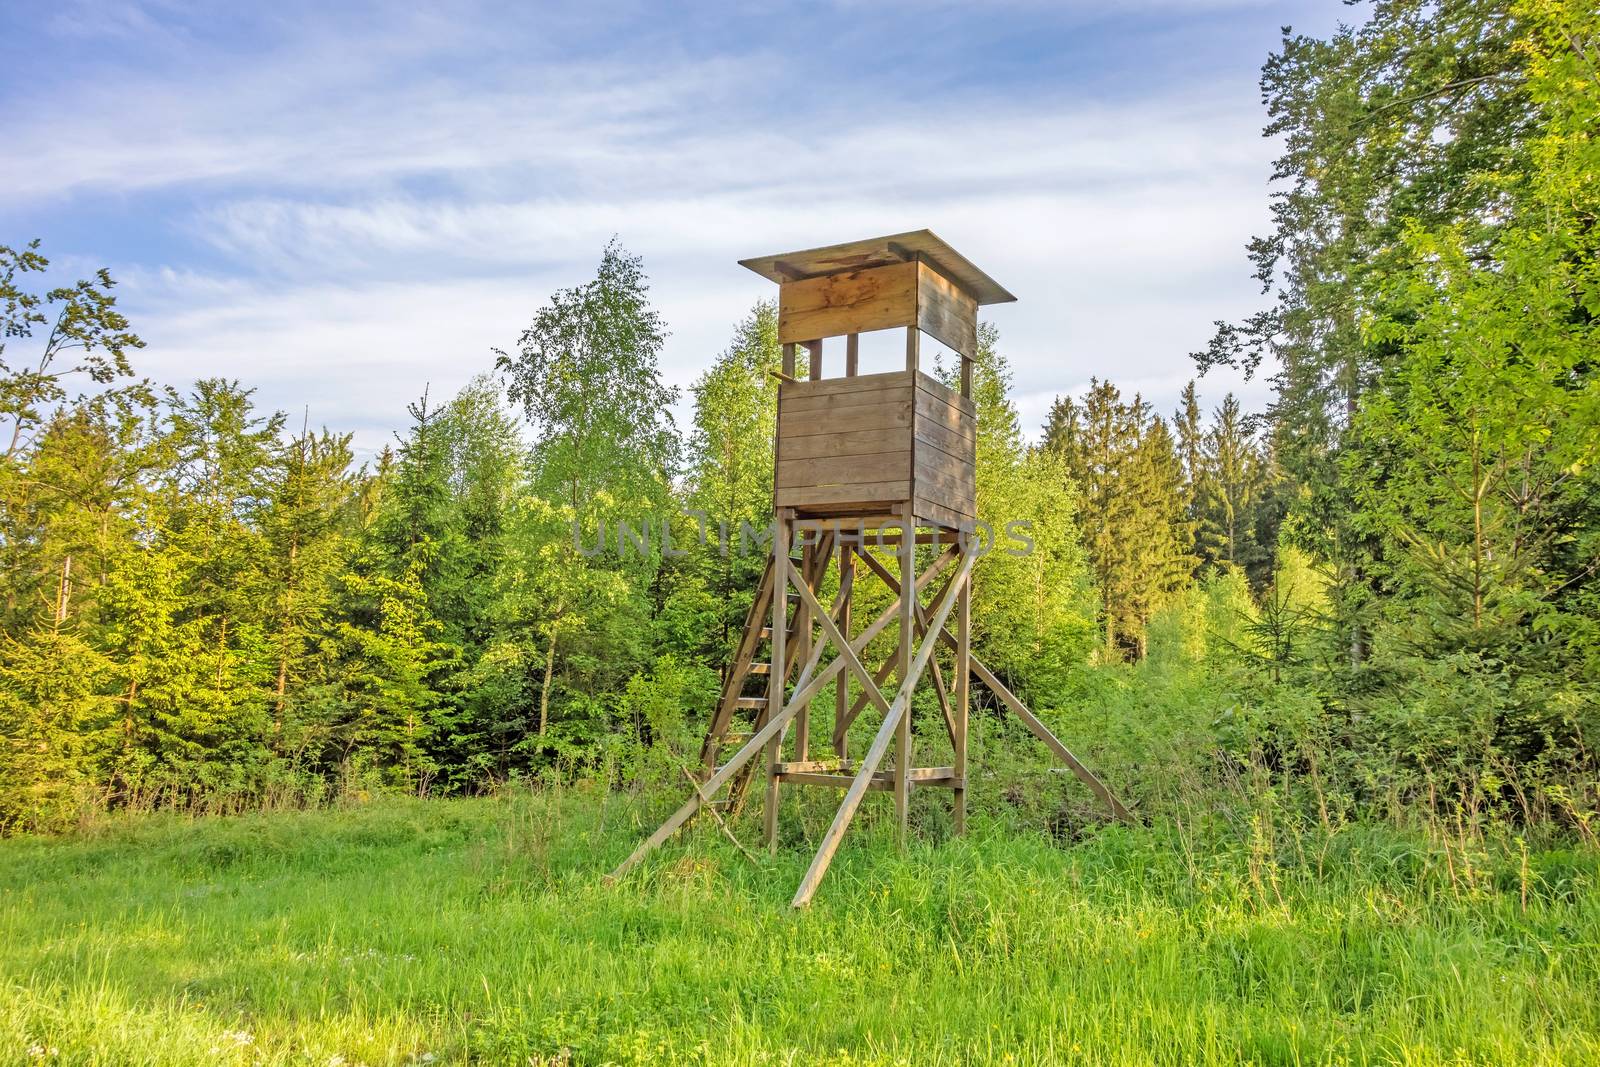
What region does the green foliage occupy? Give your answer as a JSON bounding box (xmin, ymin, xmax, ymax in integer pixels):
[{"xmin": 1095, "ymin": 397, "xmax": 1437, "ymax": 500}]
[
  {"xmin": 1043, "ymin": 378, "xmax": 1191, "ymax": 659},
  {"xmin": 4, "ymin": 2, "xmax": 1600, "ymax": 838}
]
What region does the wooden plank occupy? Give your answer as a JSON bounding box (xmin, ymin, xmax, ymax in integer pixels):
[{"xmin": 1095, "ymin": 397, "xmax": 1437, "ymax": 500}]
[
  {"xmin": 894, "ymin": 503, "xmax": 914, "ymax": 849},
  {"xmin": 916, "ymin": 260, "xmax": 978, "ymax": 359},
  {"xmin": 955, "ymin": 570, "xmax": 970, "ymax": 835},
  {"xmin": 914, "ymin": 418, "xmax": 976, "ymax": 463},
  {"xmin": 913, "ymin": 496, "xmax": 974, "ymax": 531},
  {"xmin": 846, "ymin": 333, "xmax": 859, "ymax": 376},
  {"xmin": 836, "ymin": 543, "xmax": 853, "ymax": 760},
  {"xmin": 960, "ymin": 355, "xmax": 973, "ymax": 399},
  {"xmin": 782, "ymin": 342, "xmax": 796, "ymax": 379},
  {"xmin": 777, "ymin": 451, "xmax": 911, "ymax": 490},
  {"xmin": 780, "ymin": 369, "xmax": 910, "ymax": 400},
  {"xmin": 905, "ymin": 325, "xmax": 919, "ymax": 373},
  {"xmin": 914, "ymin": 388, "xmax": 976, "ymax": 441},
  {"xmin": 914, "ymin": 469, "xmax": 976, "ymax": 519},
  {"xmin": 779, "ymin": 400, "xmax": 913, "ymax": 438},
  {"xmin": 774, "ymin": 759, "xmax": 842, "ymax": 774},
  {"xmin": 778, "ymin": 262, "xmax": 917, "ymax": 345},
  {"xmin": 764, "ymin": 512, "xmax": 790, "ymax": 851},
  {"xmin": 779, "ymin": 427, "xmax": 914, "ymax": 461},
  {"xmin": 779, "ymin": 768, "xmax": 962, "ymax": 790},
  {"xmin": 915, "ymin": 449, "xmax": 976, "ymax": 494},
  {"xmin": 776, "ymin": 480, "xmax": 912, "ymax": 510},
  {"xmin": 781, "ymin": 383, "xmax": 913, "ymax": 415},
  {"xmin": 915, "ymin": 370, "xmax": 976, "ymax": 417},
  {"xmin": 807, "ymin": 340, "xmax": 823, "ymax": 381}
]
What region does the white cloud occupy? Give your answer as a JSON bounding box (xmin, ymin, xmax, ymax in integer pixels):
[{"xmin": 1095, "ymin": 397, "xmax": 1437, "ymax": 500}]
[{"xmin": 12, "ymin": 0, "xmax": 1286, "ymax": 454}]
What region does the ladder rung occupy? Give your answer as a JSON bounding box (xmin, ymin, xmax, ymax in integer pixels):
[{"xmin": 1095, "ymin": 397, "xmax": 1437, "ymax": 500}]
[
  {"xmin": 734, "ymin": 696, "xmax": 767, "ymax": 710},
  {"xmin": 748, "ymin": 662, "xmax": 771, "ymax": 675},
  {"xmin": 759, "ymin": 627, "xmax": 773, "ymax": 639}
]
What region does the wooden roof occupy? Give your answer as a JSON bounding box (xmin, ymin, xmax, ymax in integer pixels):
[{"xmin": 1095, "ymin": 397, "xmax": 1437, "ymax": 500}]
[{"xmin": 739, "ymin": 229, "xmax": 1016, "ymax": 306}]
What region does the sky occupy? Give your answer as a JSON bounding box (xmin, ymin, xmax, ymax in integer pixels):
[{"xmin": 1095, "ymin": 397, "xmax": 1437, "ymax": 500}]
[{"xmin": 1, "ymin": 0, "xmax": 1342, "ymax": 457}]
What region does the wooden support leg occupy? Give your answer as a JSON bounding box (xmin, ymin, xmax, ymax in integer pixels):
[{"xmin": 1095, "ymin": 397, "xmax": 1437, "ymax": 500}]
[
  {"xmin": 835, "ymin": 541, "xmax": 853, "ymax": 760},
  {"xmin": 895, "ymin": 506, "xmax": 914, "ymax": 850},
  {"xmin": 765, "ymin": 511, "xmax": 790, "ymax": 852},
  {"xmin": 955, "ymin": 564, "xmax": 971, "ymax": 836},
  {"xmin": 794, "ymin": 538, "xmax": 813, "ymax": 763}
]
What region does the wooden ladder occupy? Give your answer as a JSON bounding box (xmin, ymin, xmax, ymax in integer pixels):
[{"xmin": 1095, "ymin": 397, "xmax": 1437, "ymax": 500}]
[{"xmin": 698, "ymin": 530, "xmax": 836, "ymax": 807}]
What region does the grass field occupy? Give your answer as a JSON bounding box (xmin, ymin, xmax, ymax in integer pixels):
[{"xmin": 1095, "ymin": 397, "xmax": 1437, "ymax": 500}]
[{"xmin": 2, "ymin": 788, "xmax": 1598, "ymax": 1066}]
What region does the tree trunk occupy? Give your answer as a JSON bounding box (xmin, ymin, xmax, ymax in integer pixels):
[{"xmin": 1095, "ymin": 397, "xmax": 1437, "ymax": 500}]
[{"xmin": 537, "ymin": 629, "xmax": 558, "ymax": 735}]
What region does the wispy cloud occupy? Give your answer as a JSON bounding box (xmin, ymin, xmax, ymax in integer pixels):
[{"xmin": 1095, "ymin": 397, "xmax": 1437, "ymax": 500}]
[{"xmin": 2, "ymin": 0, "xmax": 1318, "ymax": 451}]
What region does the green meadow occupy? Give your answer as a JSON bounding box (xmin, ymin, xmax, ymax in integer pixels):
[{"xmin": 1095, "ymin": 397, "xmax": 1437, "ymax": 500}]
[{"xmin": 3, "ymin": 790, "xmax": 1597, "ymax": 1066}]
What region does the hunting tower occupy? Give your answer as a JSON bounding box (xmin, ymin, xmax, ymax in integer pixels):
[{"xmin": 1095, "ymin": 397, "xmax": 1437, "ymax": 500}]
[{"xmin": 611, "ymin": 231, "xmax": 1127, "ymax": 907}]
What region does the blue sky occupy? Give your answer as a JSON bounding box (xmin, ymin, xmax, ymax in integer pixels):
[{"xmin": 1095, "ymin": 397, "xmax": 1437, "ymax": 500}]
[{"xmin": 1, "ymin": 0, "xmax": 1339, "ymax": 455}]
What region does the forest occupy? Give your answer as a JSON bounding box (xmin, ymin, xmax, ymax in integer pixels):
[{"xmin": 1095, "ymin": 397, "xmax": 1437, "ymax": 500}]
[
  {"xmin": 2, "ymin": 1, "xmax": 1599, "ymax": 1062},
  {"xmin": 1, "ymin": 0, "xmax": 1597, "ymax": 843}
]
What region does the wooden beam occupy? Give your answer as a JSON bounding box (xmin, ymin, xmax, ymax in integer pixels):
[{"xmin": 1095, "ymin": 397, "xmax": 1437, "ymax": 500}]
[
  {"xmin": 846, "ymin": 333, "xmax": 860, "ymax": 376},
  {"xmin": 786, "ymin": 558, "xmax": 890, "ymax": 720},
  {"xmin": 835, "ymin": 542, "xmax": 853, "ymax": 761},
  {"xmin": 793, "ymin": 538, "xmax": 812, "ymax": 763},
  {"xmin": 791, "ymin": 547, "xmax": 976, "ymax": 908},
  {"xmin": 764, "ymin": 511, "xmax": 790, "ymax": 851},
  {"xmin": 905, "ymin": 325, "xmax": 919, "ymax": 373},
  {"xmin": 962, "ymin": 654, "xmax": 1132, "ymax": 822},
  {"xmin": 610, "ymin": 547, "xmax": 874, "ymax": 883},
  {"xmin": 778, "ymin": 767, "xmax": 962, "ymax": 790},
  {"xmin": 845, "ymin": 544, "xmax": 955, "ymax": 744},
  {"xmin": 895, "ymin": 505, "xmax": 914, "ymax": 849},
  {"xmin": 955, "ymin": 570, "xmax": 971, "ymax": 836},
  {"xmin": 807, "ymin": 339, "xmax": 823, "ymax": 381},
  {"xmin": 838, "ymin": 548, "xmax": 959, "ymax": 737},
  {"xmin": 782, "ymin": 342, "xmax": 796, "ymax": 379}
]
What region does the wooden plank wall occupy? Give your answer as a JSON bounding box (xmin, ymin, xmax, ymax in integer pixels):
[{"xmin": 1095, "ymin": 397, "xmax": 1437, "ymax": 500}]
[
  {"xmin": 914, "ymin": 262, "xmax": 978, "ymax": 358},
  {"xmin": 912, "ymin": 374, "xmax": 976, "ymax": 527},
  {"xmin": 775, "ymin": 372, "xmax": 915, "ymax": 512},
  {"xmin": 778, "ymin": 263, "xmax": 918, "ymax": 346},
  {"xmin": 776, "ymin": 259, "xmax": 976, "ymax": 359},
  {"xmin": 775, "ymin": 370, "xmax": 976, "ymax": 525}
]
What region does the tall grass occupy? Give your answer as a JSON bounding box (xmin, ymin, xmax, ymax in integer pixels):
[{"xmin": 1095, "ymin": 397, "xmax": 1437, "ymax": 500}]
[{"xmin": 2, "ymin": 785, "xmax": 1597, "ymax": 1066}]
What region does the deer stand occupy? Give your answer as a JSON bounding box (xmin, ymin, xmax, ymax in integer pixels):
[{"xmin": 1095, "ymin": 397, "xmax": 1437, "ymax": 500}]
[{"xmin": 607, "ymin": 231, "xmax": 1129, "ymax": 906}]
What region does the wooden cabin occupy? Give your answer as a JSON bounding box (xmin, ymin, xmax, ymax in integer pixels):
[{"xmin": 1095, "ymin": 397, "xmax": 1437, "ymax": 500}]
[{"xmin": 739, "ymin": 230, "xmax": 1015, "ymax": 531}]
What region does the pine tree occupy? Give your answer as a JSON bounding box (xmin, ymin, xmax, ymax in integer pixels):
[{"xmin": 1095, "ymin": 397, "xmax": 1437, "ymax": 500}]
[
  {"xmin": 1195, "ymin": 394, "xmax": 1270, "ymax": 577},
  {"xmin": 1044, "ymin": 379, "xmax": 1190, "ymax": 660},
  {"xmin": 262, "ymin": 423, "xmax": 357, "ymax": 748}
]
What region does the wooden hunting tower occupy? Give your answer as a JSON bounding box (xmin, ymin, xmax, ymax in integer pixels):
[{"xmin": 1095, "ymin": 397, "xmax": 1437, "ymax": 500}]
[{"xmin": 611, "ymin": 231, "xmax": 1127, "ymax": 907}]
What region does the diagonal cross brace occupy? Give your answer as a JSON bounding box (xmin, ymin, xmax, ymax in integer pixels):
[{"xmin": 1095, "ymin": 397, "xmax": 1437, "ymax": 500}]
[
  {"xmin": 790, "ymin": 547, "xmax": 977, "ymax": 908},
  {"xmin": 852, "ymin": 543, "xmax": 1130, "ymax": 824},
  {"xmin": 607, "ymin": 548, "xmax": 944, "ymax": 883}
]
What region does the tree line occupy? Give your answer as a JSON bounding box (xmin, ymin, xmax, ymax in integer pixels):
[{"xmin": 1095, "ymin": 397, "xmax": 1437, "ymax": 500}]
[{"xmin": 2, "ymin": 0, "xmax": 1596, "ymax": 834}]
